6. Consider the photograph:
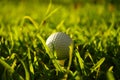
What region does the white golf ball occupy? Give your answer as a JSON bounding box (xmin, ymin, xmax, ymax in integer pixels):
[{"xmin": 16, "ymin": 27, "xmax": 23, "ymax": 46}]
[{"xmin": 46, "ymin": 32, "xmax": 72, "ymax": 60}]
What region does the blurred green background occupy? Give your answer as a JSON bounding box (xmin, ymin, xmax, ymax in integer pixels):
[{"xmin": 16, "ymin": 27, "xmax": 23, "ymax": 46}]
[{"xmin": 0, "ymin": 0, "xmax": 120, "ymax": 80}]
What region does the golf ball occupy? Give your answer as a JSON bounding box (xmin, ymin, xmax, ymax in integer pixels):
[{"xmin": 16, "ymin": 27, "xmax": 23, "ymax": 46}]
[{"xmin": 46, "ymin": 32, "xmax": 72, "ymax": 60}]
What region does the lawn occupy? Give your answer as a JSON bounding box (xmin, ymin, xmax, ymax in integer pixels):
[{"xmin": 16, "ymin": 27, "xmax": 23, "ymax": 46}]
[{"xmin": 0, "ymin": 0, "xmax": 120, "ymax": 80}]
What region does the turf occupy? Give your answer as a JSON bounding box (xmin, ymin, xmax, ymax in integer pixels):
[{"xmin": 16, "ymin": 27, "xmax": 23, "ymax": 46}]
[{"xmin": 0, "ymin": 0, "xmax": 120, "ymax": 80}]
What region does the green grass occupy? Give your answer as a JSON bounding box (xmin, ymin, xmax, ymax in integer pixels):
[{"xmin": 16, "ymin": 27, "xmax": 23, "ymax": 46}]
[{"xmin": 0, "ymin": 1, "xmax": 120, "ymax": 80}]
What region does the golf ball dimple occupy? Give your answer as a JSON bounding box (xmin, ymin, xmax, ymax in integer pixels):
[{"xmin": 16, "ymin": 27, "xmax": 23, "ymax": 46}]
[{"xmin": 46, "ymin": 32, "xmax": 72, "ymax": 60}]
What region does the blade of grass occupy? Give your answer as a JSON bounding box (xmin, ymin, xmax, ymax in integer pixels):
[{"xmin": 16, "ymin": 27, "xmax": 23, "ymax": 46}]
[
  {"xmin": 22, "ymin": 16, "xmax": 38, "ymax": 29},
  {"xmin": 39, "ymin": 5, "xmax": 60, "ymax": 27},
  {"xmin": 108, "ymin": 66, "xmax": 114, "ymax": 72},
  {"xmin": 56, "ymin": 20, "xmax": 65, "ymax": 30},
  {"xmin": 67, "ymin": 42, "xmax": 74, "ymax": 70},
  {"xmin": 27, "ymin": 48, "xmax": 34, "ymax": 80},
  {"xmin": 84, "ymin": 51, "xmax": 94, "ymax": 64},
  {"xmin": 75, "ymin": 49, "xmax": 87, "ymax": 76},
  {"xmin": 45, "ymin": 0, "xmax": 52, "ymax": 16},
  {"xmin": 106, "ymin": 71, "xmax": 115, "ymax": 80},
  {"xmin": 44, "ymin": 7, "xmax": 59, "ymax": 21},
  {"xmin": 90, "ymin": 57, "xmax": 105, "ymax": 73},
  {"xmin": 17, "ymin": 56, "xmax": 30, "ymax": 80},
  {"xmin": 106, "ymin": 66, "xmax": 115, "ymax": 80},
  {"xmin": 33, "ymin": 51, "xmax": 38, "ymax": 66},
  {"xmin": 62, "ymin": 42, "xmax": 74, "ymax": 80}
]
